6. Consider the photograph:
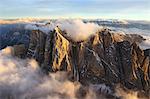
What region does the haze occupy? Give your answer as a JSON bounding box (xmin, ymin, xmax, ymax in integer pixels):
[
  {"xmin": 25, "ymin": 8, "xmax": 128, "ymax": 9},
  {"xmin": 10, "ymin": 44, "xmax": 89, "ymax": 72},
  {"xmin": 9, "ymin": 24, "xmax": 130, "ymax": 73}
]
[{"xmin": 0, "ymin": 0, "xmax": 150, "ymax": 20}]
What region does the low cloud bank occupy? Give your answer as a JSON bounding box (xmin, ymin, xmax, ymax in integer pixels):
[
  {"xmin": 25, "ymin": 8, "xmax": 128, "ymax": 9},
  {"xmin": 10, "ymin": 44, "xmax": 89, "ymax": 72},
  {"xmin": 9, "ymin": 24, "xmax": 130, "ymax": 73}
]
[
  {"xmin": 0, "ymin": 47, "xmax": 98, "ymax": 99},
  {"xmin": 0, "ymin": 18, "xmax": 42, "ymax": 24},
  {"xmin": 0, "ymin": 47, "xmax": 81, "ymax": 99},
  {"xmin": 0, "ymin": 47, "xmax": 142, "ymax": 99}
]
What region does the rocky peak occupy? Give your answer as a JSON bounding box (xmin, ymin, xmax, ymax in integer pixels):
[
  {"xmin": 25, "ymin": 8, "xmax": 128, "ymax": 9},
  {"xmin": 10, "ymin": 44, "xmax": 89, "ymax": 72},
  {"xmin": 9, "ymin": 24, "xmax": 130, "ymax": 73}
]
[
  {"xmin": 10, "ymin": 27, "xmax": 150, "ymax": 97},
  {"xmin": 51, "ymin": 27, "xmax": 71, "ymax": 71}
]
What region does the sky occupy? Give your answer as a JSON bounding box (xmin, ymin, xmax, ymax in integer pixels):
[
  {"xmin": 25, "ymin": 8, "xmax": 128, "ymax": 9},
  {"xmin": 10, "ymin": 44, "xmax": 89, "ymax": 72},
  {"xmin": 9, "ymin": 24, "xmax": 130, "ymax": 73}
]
[{"xmin": 0, "ymin": 0, "xmax": 150, "ymax": 20}]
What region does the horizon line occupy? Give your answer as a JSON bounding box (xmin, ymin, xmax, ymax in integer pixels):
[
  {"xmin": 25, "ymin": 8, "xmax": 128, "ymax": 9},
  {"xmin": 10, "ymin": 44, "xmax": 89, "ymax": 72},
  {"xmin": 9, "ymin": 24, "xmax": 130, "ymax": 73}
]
[{"xmin": 0, "ymin": 17, "xmax": 150, "ymax": 22}]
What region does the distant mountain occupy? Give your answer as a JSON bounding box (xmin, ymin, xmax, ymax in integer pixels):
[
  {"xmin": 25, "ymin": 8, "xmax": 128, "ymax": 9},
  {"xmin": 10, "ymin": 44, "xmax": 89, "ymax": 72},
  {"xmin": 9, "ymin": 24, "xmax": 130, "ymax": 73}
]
[
  {"xmin": 84, "ymin": 19, "xmax": 150, "ymax": 30},
  {"xmin": 0, "ymin": 19, "xmax": 150, "ymax": 50},
  {"xmin": 0, "ymin": 24, "xmax": 30, "ymax": 49}
]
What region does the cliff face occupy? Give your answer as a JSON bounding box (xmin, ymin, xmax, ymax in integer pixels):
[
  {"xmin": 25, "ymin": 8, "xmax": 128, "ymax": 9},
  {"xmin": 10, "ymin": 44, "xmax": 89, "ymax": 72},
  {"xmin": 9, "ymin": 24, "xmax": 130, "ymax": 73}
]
[{"xmin": 11, "ymin": 27, "xmax": 150, "ymax": 95}]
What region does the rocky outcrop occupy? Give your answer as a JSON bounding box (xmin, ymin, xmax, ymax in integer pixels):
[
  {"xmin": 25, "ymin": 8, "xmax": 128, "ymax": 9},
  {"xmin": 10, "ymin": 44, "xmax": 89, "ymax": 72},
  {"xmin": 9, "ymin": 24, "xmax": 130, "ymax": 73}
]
[
  {"xmin": 11, "ymin": 27, "xmax": 150, "ymax": 97},
  {"xmin": 26, "ymin": 30, "xmax": 47, "ymax": 64},
  {"xmin": 112, "ymin": 33, "xmax": 145, "ymax": 44}
]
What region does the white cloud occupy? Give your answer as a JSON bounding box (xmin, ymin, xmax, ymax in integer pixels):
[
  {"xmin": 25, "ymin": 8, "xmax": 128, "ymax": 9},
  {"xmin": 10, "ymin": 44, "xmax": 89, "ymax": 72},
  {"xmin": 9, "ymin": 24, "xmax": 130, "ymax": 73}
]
[
  {"xmin": 25, "ymin": 19, "xmax": 102, "ymax": 42},
  {"xmin": 0, "ymin": 47, "xmax": 81, "ymax": 99},
  {"xmin": 56, "ymin": 19, "xmax": 101, "ymax": 42}
]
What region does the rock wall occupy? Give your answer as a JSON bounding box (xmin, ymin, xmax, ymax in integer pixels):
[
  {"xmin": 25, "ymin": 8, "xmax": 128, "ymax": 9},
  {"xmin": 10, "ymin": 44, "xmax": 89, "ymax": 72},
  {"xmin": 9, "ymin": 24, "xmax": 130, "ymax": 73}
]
[{"xmin": 12, "ymin": 28, "xmax": 150, "ymax": 95}]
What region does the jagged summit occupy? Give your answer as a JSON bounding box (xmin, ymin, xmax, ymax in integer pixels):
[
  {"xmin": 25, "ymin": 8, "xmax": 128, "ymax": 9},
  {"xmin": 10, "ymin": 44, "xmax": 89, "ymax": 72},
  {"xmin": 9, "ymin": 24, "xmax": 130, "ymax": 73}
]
[
  {"xmin": 8, "ymin": 26, "xmax": 149, "ymax": 97},
  {"xmin": 0, "ymin": 20, "xmax": 150, "ymax": 98}
]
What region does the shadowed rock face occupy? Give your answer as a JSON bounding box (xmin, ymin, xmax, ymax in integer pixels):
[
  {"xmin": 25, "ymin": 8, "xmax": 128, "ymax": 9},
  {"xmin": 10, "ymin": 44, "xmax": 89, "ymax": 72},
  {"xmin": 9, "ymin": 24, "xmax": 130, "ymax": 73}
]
[
  {"xmin": 26, "ymin": 30, "xmax": 47, "ymax": 64},
  {"xmin": 10, "ymin": 28, "xmax": 150, "ymax": 96}
]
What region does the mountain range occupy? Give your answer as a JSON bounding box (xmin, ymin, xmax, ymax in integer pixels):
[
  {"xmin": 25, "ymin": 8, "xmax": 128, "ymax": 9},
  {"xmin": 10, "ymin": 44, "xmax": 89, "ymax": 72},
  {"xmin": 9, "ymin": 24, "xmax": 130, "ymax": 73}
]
[{"xmin": 0, "ymin": 19, "xmax": 150, "ymax": 99}]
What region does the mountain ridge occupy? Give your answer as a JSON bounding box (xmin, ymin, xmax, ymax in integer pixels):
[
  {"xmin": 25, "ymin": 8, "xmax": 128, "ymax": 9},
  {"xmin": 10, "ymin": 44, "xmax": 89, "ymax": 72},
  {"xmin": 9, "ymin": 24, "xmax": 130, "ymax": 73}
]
[{"xmin": 7, "ymin": 26, "xmax": 149, "ymax": 98}]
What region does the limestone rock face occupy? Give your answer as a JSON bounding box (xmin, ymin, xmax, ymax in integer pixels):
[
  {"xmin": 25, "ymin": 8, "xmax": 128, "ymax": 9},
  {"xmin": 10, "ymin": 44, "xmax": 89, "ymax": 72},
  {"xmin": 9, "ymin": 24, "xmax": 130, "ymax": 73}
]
[
  {"xmin": 27, "ymin": 30, "xmax": 47, "ymax": 64},
  {"xmin": 51, "ymin": 28, "xmax": 71, "ymax": 72},
  {"xmin": 12, "ymin": 28, "xmax": 150, "ymax": 95},
  {"xmin": 13, "ymin": 44, "xmax": 27, "ymax": 58}
]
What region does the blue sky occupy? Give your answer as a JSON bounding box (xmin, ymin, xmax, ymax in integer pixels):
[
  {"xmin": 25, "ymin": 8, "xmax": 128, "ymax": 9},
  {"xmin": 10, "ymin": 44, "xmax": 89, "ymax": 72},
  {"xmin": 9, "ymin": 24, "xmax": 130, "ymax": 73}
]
[{"xmin": 0, "ymin": 0, "xmax": 150, "ymax": 20}]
